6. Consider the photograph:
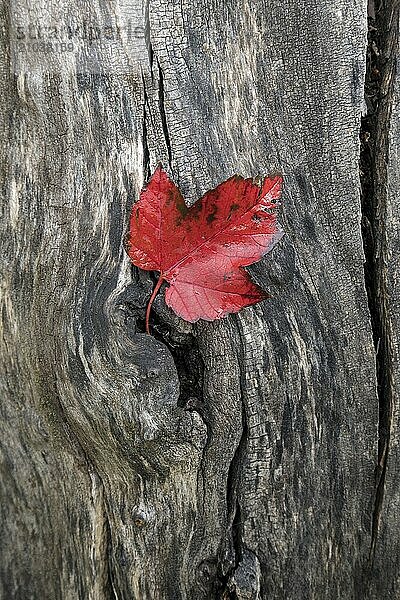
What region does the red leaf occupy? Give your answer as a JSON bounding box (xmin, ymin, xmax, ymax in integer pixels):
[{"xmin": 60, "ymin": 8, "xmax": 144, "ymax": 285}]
[{"xmin": 127, "ymin": 165, "xmax": 283, "ymax": 332}]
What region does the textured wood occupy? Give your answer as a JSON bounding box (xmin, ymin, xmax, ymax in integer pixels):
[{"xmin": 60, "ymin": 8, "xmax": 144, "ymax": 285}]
[
  {"xmin": 364, "ymin": 1, "xmax": 400, "ymax": 597},
  {"xmin": 1, "ymin": 0, "xmax": 398, "ymax": 598}
]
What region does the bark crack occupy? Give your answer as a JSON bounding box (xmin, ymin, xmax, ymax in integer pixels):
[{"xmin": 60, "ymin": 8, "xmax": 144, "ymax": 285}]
[
  {"xmin": 222, "ymin": 398, "xmax": 247, "ymax": 598},
  {"xmin": 144, "ymin": 0, "xmax": 154, "ymax": 73},
  {"xmin": 157, "ymin": 58, "xmax": 173, "ymax": 169},
  {"xmin": 360, "ymin": 0, "xmax": 399, "ymax": 563},
  {"xmin": 220, "ymin": 319, "xmax": 258, "ymax": 599},
  {"xmin": 141, "ymin": 71, "xmax": 151, "ymax": 182}
]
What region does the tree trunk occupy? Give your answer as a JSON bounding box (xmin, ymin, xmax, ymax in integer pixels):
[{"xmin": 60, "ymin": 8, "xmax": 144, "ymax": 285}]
[{"xmin": 1, "ymin": 0, "xmax": 399, "ymax": 598}]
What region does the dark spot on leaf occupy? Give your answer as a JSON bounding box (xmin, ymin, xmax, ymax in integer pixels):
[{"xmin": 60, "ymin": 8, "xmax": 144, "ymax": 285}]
[
  {"xmin": 167, "ymin": 187, "xmax": 188, "ymax": 218},
  {"xmin": 176, "ymin": 196, "xmax": 188, "ymax": 217},
  {"xmin": 189, "ymin": 198, "xmax": 204, "ymax": 220},
  {"xmin": 206, "ymin": 204, "xmax": 218, "ymax": 224},
  {"xmin": 165, "ymin": 188, "xmax": 174, "ymax": 206}
]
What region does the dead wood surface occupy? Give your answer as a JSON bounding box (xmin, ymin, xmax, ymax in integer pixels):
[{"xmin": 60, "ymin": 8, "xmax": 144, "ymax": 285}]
[{"xmin": 0, "ymin": 0, "xmax": 399, "ymax": 598}]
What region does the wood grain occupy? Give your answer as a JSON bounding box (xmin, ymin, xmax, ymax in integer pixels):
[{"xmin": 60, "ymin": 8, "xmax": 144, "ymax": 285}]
[
  {"xmin": 0, "ymin": 0, "xmax": 397, "ymax": 598},
  {"xmin": 362, "ymin": 1, "xmax": 400, "ymax": 597}
]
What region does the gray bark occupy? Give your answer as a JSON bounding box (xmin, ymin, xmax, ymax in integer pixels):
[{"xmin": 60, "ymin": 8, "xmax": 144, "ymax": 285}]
[{"xmin": 0, "ymin": 0, "xmax": 398, "ymax": 598}]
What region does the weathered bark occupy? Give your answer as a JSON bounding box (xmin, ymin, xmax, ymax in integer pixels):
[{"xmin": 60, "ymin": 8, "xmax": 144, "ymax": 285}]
[
  {"xmin": 0, "ymin": 0, "xmax": 399, "ymax": 598},
  {"xmin": 361, "ymin": 0, "xmax": 400, "ymax": 597}
]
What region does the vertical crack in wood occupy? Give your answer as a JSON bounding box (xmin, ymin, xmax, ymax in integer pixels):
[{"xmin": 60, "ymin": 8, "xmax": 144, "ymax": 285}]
[
  {"xmin": 219, "ymin": 318, "xmax": 263, "ymax": 599},
  {"xmin": 360, "ymin": 0, "xmax": 399, "ymax": 563},
  {"xmin": 157, "ymin": 58, "xmax": 173, "ymax": 169},
  {"xmin": 223, "ymin": 395, "xmax": 247, "ymax": 598},
  {"xmin": 141, "ymin": 72, "xmax": 151, "ymax": 182},
  {"xmin": 144, "ymin": 0, "xmax": 154, "ymax": 74}
]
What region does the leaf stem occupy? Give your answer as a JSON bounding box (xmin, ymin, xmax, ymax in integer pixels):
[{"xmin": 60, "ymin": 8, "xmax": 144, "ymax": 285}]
[{"xmin": 145, "ymin": 273, "xmax": 164, "ymax": 334}]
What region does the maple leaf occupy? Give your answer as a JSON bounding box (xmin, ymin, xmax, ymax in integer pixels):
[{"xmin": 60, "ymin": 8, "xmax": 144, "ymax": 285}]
[{"xmin": 127, "ymin": 165, "xmax": 283, "ymax": 333}]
